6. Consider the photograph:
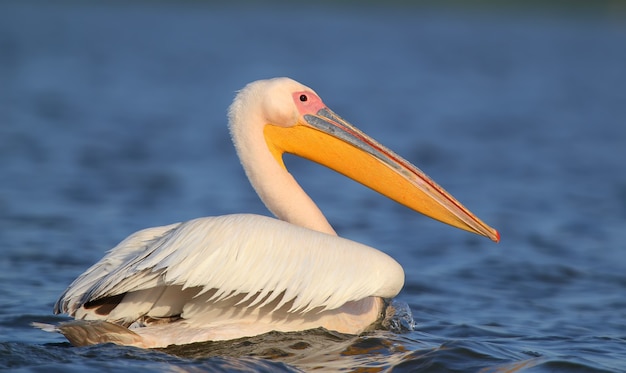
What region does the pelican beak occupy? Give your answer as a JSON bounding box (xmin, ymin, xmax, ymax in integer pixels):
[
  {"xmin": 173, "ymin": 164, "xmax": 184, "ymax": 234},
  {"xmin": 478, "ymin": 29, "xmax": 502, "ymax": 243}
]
[{"xmin": 264, "ymin": 106, "xmax": 500, "ymax": 243}]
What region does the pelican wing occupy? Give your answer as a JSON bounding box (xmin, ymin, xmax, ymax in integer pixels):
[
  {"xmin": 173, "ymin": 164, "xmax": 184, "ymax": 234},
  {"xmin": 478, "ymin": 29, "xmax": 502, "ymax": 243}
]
[
  {"xmin": 56, "ymin": 214, "xmax": 404, "ymax": 322},
  {"xmin": 54, "ymin": 222, "xmax": 181, "ymax": 315}
]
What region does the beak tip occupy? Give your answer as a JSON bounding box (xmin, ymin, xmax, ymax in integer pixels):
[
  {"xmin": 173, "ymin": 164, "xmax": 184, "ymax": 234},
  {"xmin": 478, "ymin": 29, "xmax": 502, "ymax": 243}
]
[{"xmin": 492, "ymin": 229, "xmax": 501, "ymax": 243}]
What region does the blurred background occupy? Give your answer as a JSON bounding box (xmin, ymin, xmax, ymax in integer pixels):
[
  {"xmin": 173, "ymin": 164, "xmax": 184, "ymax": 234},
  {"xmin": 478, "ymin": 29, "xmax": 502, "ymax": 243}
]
[{"xmin": 1, "ymin": 1, "xmax": 625, "ymax": 371}]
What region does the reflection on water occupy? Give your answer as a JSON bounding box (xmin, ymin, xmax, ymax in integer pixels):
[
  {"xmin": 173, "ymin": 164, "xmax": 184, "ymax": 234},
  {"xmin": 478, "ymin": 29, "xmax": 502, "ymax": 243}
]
[{"xmin": 161, "ymin": 328, "xmax": 549, "ymax": 372}]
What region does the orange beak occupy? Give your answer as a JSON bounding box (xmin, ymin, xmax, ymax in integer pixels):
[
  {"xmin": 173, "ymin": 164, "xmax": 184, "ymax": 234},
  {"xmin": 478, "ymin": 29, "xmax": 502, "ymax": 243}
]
[{"xmin": 264, "ymin": 105, "xmax": 499, "ymax": 243}]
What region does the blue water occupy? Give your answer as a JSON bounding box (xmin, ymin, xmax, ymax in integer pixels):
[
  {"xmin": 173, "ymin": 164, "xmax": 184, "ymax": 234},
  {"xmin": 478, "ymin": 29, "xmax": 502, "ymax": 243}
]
[{"xmin": 1, "ymin": 1, "xmax": 626, "ymax": 371}]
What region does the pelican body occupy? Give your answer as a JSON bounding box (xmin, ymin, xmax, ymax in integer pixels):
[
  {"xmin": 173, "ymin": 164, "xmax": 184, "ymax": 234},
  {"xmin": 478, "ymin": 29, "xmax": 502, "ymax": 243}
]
[{"xmin": 40, "ymin": 78, "xmax": 499, "ymax": 348}]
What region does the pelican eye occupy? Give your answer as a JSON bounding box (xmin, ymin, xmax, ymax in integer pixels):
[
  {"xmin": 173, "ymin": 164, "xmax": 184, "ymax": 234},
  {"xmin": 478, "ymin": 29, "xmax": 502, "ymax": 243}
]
[{"xmin": 299, "ymin": 94, "xmax": 308, "ymax": 102}]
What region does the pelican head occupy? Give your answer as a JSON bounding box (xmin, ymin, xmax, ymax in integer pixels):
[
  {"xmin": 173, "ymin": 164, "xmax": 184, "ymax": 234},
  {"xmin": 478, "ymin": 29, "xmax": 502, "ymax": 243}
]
[{"xmin": 229, "ymin": 77, "xmax": 499, "ymax": 242}]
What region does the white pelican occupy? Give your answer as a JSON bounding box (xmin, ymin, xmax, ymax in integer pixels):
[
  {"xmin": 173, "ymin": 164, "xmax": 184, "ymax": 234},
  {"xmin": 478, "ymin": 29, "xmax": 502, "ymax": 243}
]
[{"xmin": 37, "ymin": 78, "xmax": 499, "ymax": 348}]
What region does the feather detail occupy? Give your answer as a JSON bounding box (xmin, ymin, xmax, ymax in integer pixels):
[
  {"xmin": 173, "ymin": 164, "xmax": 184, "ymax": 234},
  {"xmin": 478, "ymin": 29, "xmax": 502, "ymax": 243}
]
[{"xmin": 55, "ymin": 214, "xmax": 404, "ymax": 325}]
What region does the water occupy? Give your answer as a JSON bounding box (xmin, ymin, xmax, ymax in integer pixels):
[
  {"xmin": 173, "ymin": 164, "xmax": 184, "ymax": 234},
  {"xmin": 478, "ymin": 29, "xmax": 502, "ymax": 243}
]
[{"xmin": 1, "ymin": 1, "xmax": 625, "ymax": 371}]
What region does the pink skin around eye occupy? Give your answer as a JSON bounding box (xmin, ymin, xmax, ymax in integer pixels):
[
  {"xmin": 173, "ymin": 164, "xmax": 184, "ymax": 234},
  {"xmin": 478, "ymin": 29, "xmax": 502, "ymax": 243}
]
[{"xmin": 293, "ymin": 91, "xmax": 326, "ymax": 116}]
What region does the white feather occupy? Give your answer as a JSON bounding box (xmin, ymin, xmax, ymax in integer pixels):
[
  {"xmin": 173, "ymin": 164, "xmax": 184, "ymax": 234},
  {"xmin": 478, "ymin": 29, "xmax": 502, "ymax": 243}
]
[
  {"xmin": 57, "ymin": 214, "xmax": 403, "ymax": 322},
  {"xmin": 54, "ymin": 223, "xmax": 180, "ymax": 315}
]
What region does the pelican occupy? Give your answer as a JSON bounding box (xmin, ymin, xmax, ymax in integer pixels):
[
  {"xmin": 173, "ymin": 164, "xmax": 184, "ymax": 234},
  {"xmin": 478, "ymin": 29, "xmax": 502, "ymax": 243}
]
[{"xmin": 36, "ymin": 78, "xmax": 499, "ymax": 348}]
